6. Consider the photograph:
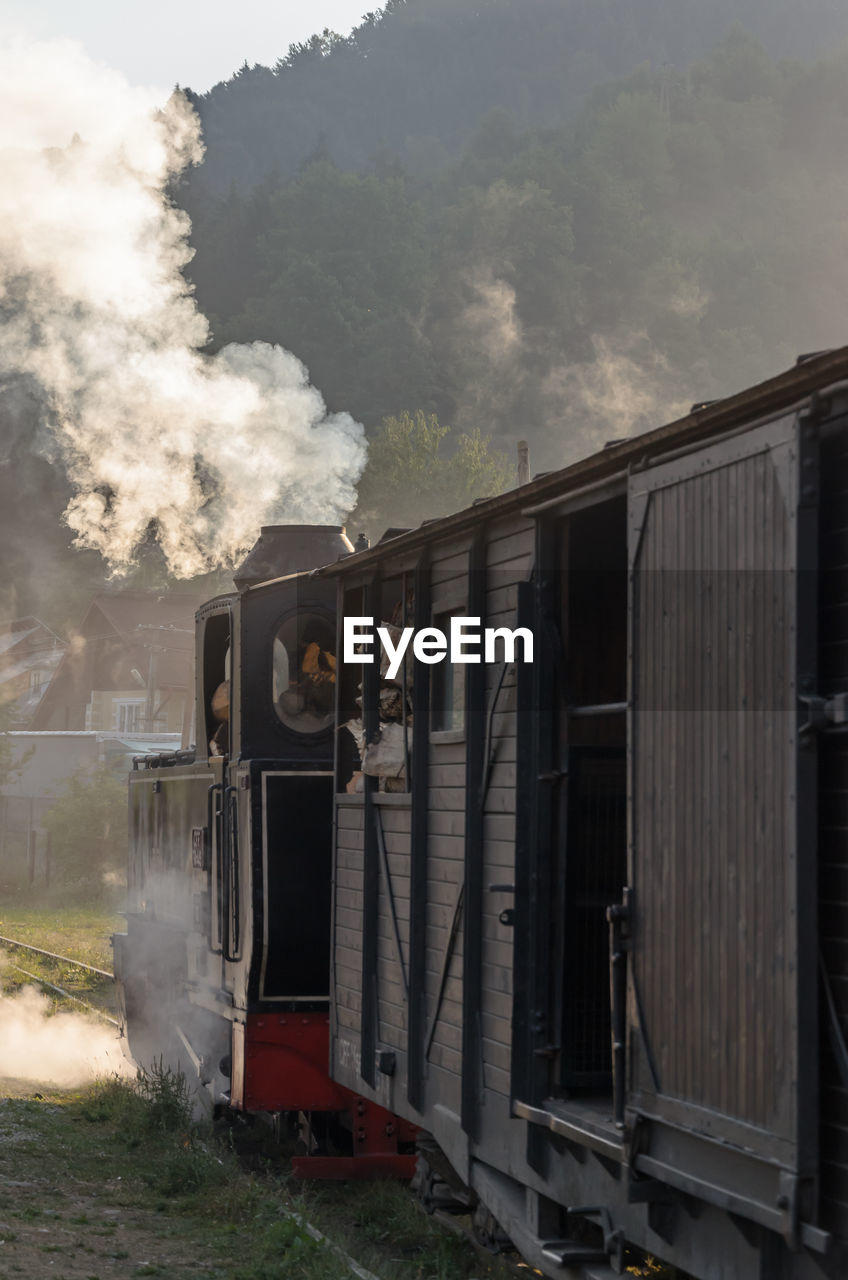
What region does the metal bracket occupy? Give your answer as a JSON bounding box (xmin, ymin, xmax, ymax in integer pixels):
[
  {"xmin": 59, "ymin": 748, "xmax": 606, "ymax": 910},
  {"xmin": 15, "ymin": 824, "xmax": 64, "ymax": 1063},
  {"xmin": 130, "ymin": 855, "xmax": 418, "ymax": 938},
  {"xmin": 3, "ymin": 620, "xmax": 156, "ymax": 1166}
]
[
  {"xmin": 607, "ymin": 887, "xmax": 632, "ymax": 1128},
  {"xmin": 799, "ymin": 692, "xmax": 848, "ymax": 735},
  {"xmin": 565, "ymin": 1204, "xmax": 625, "ymax": 1271},
  {"xmin": 776, "ymin": 1169, "xmax": 800, "ymax": 1251}
]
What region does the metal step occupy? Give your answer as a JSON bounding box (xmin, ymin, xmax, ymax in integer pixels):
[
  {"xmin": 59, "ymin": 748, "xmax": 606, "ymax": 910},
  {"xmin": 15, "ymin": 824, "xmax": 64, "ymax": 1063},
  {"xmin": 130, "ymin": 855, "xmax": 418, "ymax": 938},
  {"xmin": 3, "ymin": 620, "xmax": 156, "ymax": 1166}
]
[{"xmin": 540, "ymin": 1241, "xmax": 612, "ymax": 1266}]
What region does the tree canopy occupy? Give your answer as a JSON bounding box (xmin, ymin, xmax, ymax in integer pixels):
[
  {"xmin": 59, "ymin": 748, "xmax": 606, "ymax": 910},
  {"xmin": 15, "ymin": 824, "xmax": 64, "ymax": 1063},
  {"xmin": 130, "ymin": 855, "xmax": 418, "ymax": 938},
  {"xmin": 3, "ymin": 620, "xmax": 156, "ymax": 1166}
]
[{"xmin": 184, "ymin": 30, "xmax": 848, "ymax": 493}]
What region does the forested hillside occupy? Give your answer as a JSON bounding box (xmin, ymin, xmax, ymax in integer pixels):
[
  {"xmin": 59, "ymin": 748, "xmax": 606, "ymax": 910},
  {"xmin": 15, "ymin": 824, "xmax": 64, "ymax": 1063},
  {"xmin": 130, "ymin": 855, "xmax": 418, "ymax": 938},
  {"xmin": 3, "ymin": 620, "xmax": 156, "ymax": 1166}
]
[
  {"xmin": 184, "ymin": 0, "xmax": 848, "ymax": 193},
  {"xmin": 183, "ymin": 23, "xmax": 848, "ymax": 521},
  {"xmin": 6, "ymin": 0, "xmax": 848, "ymax": 624}
]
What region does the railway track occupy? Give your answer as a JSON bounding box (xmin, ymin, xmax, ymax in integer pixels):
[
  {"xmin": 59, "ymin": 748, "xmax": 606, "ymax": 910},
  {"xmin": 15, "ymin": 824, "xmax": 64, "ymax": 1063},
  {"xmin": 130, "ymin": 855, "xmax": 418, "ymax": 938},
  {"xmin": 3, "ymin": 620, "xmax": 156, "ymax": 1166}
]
[
  {"xmin": 0, "ymin": 933, "xmax": 118, "ymax": 1026},
  {"xmin": 0, "ymin": 933, "xmax": 113, "ymax": 979}
]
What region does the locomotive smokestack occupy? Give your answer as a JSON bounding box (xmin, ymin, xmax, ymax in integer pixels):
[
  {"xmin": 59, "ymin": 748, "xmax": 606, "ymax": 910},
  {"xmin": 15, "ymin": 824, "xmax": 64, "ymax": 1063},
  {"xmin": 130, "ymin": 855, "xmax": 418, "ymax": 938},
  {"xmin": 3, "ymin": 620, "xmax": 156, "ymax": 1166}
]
[
  {"xmin": 517, "ymin": 440, "xmax": 530, "ymax": 487},
  {"xmin": 232, "ymin": 525, "xmax": 354, "ymax": 591}
]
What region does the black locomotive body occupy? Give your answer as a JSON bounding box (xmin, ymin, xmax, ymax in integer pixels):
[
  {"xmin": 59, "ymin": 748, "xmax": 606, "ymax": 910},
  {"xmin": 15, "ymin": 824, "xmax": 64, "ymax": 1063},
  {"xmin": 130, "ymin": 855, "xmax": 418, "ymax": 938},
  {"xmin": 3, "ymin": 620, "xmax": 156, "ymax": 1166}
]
[
  {"xmin": 113, "ymin": 525, "xmax": 416, "ymax": 1176},
  {"xmin": 325, "ymin": 349, "xmax": 848, "ymax": 1276}
]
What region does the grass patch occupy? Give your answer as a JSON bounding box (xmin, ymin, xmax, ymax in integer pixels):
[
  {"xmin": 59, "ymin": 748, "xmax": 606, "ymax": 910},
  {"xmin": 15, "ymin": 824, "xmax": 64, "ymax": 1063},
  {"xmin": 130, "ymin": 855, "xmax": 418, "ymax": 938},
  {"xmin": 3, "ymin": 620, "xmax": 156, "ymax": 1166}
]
[
  {"xmin": 0, "ymin": 900, "xmax": 121, "ymax": 1021},
  {"xmin": 0, "ymin": 1065, "xmax": 515, "ymax": 1280},
  {"xmin": 0, "ymin": 901, "xmax": 121, "ymax": 972}
]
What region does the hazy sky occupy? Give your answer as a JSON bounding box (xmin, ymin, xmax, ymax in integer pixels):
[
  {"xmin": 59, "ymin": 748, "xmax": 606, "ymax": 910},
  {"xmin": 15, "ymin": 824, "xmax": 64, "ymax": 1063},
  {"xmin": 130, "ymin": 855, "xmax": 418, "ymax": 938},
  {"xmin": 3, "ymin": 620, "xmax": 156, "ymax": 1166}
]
[{"xmin": 0, "ymin": 0, "xmax": 374, "ymax": 94}]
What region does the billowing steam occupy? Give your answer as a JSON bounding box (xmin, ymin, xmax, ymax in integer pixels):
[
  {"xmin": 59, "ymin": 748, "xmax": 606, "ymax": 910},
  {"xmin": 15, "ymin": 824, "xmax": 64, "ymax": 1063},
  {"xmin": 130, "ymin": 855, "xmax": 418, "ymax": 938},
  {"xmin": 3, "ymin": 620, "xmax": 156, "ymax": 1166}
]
[
  {"xmin": 0, "ymin": 39, "xmax": 366, "ymax": 577},
  {"xmin": 0, "ymin": 984, "xmax": 127, "ymax": 1086}
]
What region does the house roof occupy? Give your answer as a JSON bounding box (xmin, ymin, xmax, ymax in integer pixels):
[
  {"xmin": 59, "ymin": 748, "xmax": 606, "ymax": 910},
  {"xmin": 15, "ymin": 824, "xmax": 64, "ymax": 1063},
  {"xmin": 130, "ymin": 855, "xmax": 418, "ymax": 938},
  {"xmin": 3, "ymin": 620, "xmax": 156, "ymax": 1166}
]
[
  {"xmin": 84, "ymin": 591, "xmax": 202, "ymax": 646},
  {"xmin": 0, "ymin": 617, "xmax": 65, "ymax": 659},
  {"xmin": 30, "ymin": 589, "xmax": 204, "ymax": 729}
]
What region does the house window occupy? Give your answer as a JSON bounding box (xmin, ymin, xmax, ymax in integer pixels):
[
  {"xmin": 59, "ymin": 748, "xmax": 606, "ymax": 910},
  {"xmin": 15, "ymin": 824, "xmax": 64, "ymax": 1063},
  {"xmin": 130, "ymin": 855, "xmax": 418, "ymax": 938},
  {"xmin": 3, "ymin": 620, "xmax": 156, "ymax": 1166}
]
[{"xmin": 114, "ymin": 700, "xmax": 145, "ymax": 733}]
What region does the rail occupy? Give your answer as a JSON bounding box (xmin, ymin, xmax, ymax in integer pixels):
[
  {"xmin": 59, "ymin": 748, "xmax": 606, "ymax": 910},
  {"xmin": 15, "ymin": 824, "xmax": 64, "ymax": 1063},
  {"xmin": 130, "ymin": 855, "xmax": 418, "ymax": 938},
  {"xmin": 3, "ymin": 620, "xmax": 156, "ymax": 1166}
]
[
  {"xmin": 0, "ymin": 933, "xmax": 114, "ymax": 979},
  {"xmin": 2, "ymin": 960, "xmax": 120, "ymax": 1028}
]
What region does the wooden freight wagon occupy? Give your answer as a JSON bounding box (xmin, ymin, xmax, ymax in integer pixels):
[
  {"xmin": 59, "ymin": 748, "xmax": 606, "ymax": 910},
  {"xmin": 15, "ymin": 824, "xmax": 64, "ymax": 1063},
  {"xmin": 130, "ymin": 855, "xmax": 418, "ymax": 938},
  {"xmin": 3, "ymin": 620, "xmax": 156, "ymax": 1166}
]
[{"xmin": 325, "ymin": 348, "xmax": 848, "ymax": 1279}]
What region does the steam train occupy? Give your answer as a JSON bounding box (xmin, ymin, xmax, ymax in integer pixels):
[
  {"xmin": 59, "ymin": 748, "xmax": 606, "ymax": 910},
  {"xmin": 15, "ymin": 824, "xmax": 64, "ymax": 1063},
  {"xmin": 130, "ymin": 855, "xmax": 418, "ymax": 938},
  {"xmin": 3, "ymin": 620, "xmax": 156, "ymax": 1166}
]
[
  {"xmin": 112, "ymin": 525, "xmax": 417, "ymax": 1176},
  {"xmin": 117, "ymin": 345, "xmax": 848, "ymax": 1277}
]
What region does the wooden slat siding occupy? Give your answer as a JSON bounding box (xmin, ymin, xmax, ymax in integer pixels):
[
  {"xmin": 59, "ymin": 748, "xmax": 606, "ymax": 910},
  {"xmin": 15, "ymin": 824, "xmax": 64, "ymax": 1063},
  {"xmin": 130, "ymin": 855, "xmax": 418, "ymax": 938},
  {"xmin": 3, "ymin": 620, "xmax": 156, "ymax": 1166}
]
[
  {"xmin": 338, "ymin": 1009, "xmax": 360, "ymax": 1033},
  {"xmin": 425, "ymin": 932, "xmax": 465, "ymax": 963},
  {"xmin": 631, "ymin": 437, "xmax": 796, "ymax": 1132},
  {"xmin": 483, "ymin": 1063, "xmax": 511, "ymax": 1094},
  {"xmin": 486, "ymin": 514, "xmax": 535, "ymax": 566},
  {"xmin": 334, "ymin": 872, "xmax": 363, "ymax": 898},
  {"xmin": 408, "ymin": 549, "xmax": 431, "ymax": 1113},
  {"xmin": 337, "ymin": 926, "xmax": 370, "ymax": 953},
  {"xmin": 375, "ymin": 799, "xmax": 411, "ymax": 1046},
  {"xmin": 430, "ymin": 548, "xmax": 471, "ymax": 583},
  {"xmin": 335, "ymin": 982, "xmax": 362, "ymax": 1010},
  {"xmin": 818, "ymin": 428, "xmax": 848, "ymax": 1233},
  {"xmin": 336, "ymin": 844, "xmax": 364, "ymax": 864},
  {"xmin": 429, "ymin": 1017, "xmax": 463, "ymax": 1052},
  {"xmin": 485, "ymin": 838, "xmax": 517, "ymax": 869},
  {"xmin": 485, "ymin": 583, "xmax": 520, "ymax": 617},
  {"xmin": 426, "ymin": 787, "xmax": 466, "ymax": 811},
  {"xmin": 425, "ymin": 847, "xmax": 467, "ymax": 873},
  {"xmin": 423, "ymin": 974, "xmax": 463, "ymax": 1005},
  {"xmin": 423, "ymin": 899, "xmax": 466, "ymax": 929},
  {"xmin": 424, "ymin": 789, "xmax": 465, "ymax": 1089},
  {"xmin": 374, "ymin": 972, "xmax": 407, "ymax": 1016},
  {"xmin": 378, "ymin": 1025, "xmax": 405, "ymax": 1052},
  {"xmin": 378, "ymin": 847, "xmax": 412, "ymax": 876},
  {"xmin": 482, "ymin": 960, "xmax": 513, "ymax": 992},
  {"xmin": 375, "ymin": 920, "xmax": 411, "ymax": 951},
  {"xmin": 428, "ymin": 741, "xmax": 466, "ymax": 765},
  {"xmin": 480, "ymin": 573, "xmax": 520, "ymax": 1097},
  {"xmin": 378, "ymin": 806, "xmax": 412, "ymax": 831},
  {"xmin": 334, "ymin": 800, "xmax": 365, "ymax": 1050},
  {"xmin": 481, "ymin": 1036, "xmax": 512, "ymax": 1073},
  {"xmin": 336, "ymin": 906, "xmax": 364, "ymax": 932},
  {"xmin": 336, "ymin": 943, "xmax": 366, "ymax": 972},
  {"xmin": 484, "ymin": 814, "xmax": 519, "ymax": 841},
  {"xmin": 481, "ymin": 1012, "xmax": 512, "ymax": 1048},
  {"xmin": 429, "ymin": 1043, "xmax": 463, "ymax": 1075},
  {"xmin": 481, "ymin": 989, "xmax": 512, "ymax": 1020}
]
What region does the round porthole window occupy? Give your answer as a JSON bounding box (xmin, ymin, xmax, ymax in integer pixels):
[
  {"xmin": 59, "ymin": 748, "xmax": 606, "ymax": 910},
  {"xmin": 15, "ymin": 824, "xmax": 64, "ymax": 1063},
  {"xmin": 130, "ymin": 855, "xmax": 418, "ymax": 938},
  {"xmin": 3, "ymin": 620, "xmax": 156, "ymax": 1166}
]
[{"xmin": 272, "ymin": 612, "xmax": 336, "ymax": 734}]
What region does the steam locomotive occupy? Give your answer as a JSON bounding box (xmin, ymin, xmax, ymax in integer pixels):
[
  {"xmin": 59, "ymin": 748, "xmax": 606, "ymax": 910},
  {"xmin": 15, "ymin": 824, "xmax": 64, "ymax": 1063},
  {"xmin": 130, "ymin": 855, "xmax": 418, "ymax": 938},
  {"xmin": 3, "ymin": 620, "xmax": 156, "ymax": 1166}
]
[
  {"xmin": 117, "ymin": 345, "xmax": 848, "ymax": 1277},
  {"xmin": 112, "ymin": 524, "xmax": 416, "ymax": 1177}
]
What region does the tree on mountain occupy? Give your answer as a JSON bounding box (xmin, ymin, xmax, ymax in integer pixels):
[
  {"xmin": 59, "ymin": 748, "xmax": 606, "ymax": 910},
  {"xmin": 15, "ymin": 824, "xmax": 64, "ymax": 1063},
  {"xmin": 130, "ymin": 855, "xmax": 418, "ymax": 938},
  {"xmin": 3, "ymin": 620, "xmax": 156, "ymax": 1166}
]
[{"xmin": 350, "ymin": 410, "xmax": 513, "ymax": 538}]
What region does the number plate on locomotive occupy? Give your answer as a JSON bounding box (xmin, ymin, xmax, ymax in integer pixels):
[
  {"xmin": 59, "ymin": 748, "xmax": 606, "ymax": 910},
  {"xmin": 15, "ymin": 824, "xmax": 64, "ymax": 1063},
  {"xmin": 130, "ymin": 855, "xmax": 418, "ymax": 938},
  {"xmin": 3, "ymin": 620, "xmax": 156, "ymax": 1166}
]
[{"xmin": 191, "ymin": 827, "xmax": 209, "ymax": 871}]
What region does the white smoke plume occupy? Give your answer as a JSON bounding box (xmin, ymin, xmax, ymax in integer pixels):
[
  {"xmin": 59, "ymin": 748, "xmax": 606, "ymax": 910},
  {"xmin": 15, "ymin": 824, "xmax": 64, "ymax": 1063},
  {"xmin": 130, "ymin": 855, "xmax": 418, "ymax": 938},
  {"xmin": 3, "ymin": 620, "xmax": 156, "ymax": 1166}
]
[
  {"xmin": 0, "ymin": 38, "xmax": 366, "ymax": 578},
  {"xmin": 461, "ymin": 268, "xmax": 522, "ymax": 365},
  {"xmin": 543, "ymin": 333, "xmax": 692, "ymax": 457},
  {"xmin": 0, "ymin": 984, "xmax": 127, "ymax": 1087}
]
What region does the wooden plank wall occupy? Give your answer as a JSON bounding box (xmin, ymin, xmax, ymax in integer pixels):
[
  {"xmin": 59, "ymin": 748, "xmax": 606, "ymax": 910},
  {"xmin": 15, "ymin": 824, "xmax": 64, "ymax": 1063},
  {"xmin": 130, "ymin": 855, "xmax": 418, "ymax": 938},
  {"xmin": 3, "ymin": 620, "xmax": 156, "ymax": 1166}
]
[
  {"xmin": 375, "ymin": 802, "xmax": 411, "ymax": 1052},
  {"xmin": 425, "ymin": 547, "xmax": 469, "ymax": 1109},
  {"xmin": 331, "ymin": 514, "xmax": 533, "ymax": 1117},
  {"xmin": 334, "ymin": 803, "xmax": 364, "ymax": 1042},
  {"xmin": 481, "ymin": 515, "xmax": 535, "ymax": 1096},
  {"xmin": 819, "ymin": 423, "xmax": 848, "ymax": 1232},
  {"xmin": 632, "ymin": 447, "xmax": 795, "ymax": 1130}
]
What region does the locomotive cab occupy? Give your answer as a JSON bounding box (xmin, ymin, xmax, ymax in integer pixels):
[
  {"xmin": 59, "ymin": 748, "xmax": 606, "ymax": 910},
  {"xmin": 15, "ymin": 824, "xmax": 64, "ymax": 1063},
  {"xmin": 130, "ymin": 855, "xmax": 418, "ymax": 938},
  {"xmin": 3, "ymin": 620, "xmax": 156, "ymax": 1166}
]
[{"xmin": 114, "ymin": 525, "xmax": 417, "ymax": 1173}]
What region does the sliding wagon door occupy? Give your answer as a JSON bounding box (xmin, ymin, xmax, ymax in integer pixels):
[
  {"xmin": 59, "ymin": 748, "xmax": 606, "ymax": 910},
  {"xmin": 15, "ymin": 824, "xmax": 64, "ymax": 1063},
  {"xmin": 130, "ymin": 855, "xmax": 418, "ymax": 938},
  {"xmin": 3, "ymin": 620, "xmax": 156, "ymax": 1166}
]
[{"xmin": 626, "ymin": 411, "xmax": 819, "ymax": 1240}]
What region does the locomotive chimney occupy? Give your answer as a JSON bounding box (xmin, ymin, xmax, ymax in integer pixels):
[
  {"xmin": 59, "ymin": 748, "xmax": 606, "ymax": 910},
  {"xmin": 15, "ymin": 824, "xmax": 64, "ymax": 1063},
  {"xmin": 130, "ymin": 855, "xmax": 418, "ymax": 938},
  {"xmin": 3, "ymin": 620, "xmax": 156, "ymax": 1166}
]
[
  {"xmin": 517, "ymin": 440, "xmax": 530, "ymax": 487},
  {"xmin": 233, "ymin": 525, "xmax": 354, "ymax": 592}
]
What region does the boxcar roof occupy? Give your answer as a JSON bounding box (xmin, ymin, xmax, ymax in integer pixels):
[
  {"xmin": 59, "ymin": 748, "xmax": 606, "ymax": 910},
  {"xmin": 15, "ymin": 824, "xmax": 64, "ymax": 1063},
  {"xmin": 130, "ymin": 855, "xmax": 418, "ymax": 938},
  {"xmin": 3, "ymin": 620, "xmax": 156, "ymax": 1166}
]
[{"xmin": 324, "ymin": 345, "xmax": 848, "ymax": 575}]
